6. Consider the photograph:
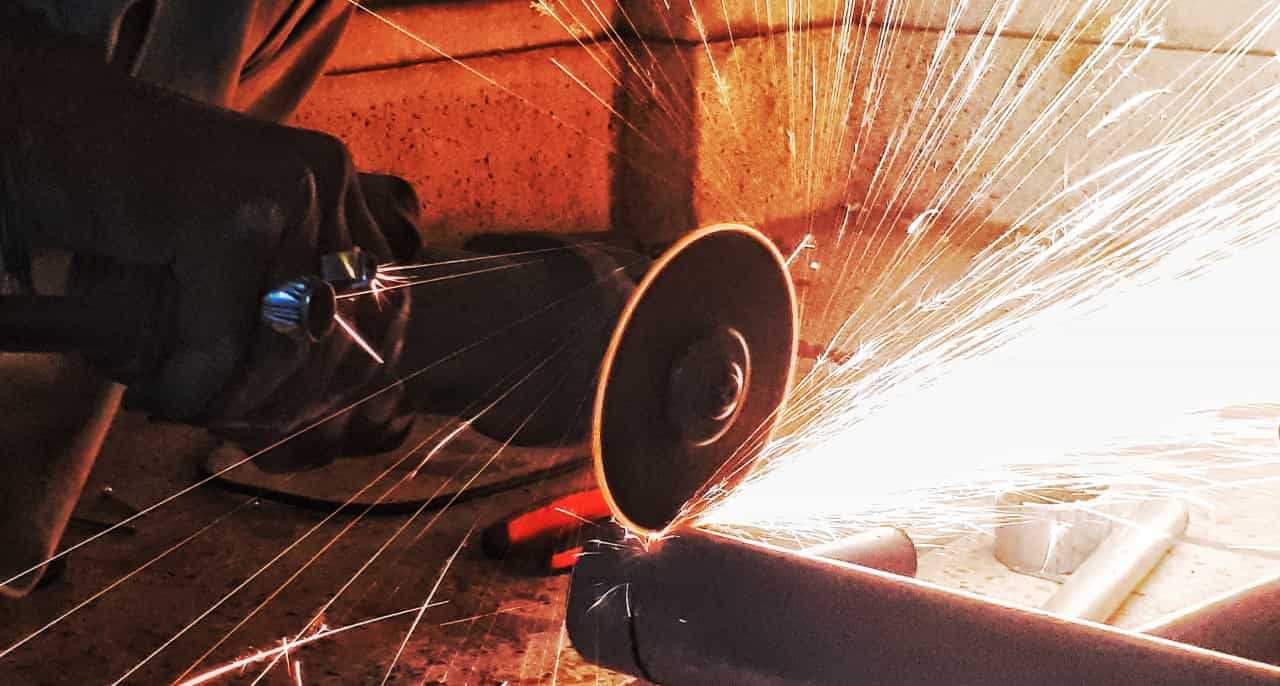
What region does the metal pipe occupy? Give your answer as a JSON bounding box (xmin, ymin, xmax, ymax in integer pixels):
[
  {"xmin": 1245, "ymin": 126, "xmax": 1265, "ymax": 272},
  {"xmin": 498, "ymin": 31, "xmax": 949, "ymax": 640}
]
[
  {"xmin": 566, "ymin": 526, "xmax": 1280, "ymax": 685},
  {"xmin": 1042, "ymin": 499, "xmax": 1189, "ymax": 622},
  {"xmin": 1140, "ymin": 573, "xmax": 1280, "ymax": 666},
  {"xmin": 802, "ymin": 527, "xmax": 917, "ymax": 574}
]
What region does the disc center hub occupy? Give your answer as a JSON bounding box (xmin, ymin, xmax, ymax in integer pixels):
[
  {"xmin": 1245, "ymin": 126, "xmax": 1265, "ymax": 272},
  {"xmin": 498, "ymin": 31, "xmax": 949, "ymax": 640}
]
[{"xmin": 667, "ymin": 327, "xmax": 752, "ymax": 446}]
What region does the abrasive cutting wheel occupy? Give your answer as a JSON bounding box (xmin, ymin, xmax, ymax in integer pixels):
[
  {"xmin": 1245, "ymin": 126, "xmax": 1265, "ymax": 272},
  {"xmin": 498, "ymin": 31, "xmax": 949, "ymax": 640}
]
[{"xmin": 592, "ymin": 224, "xmax": 797, "ymax": 535}]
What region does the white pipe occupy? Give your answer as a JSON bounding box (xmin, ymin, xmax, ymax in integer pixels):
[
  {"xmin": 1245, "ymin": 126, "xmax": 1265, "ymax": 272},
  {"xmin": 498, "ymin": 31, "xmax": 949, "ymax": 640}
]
[{"xmin": 1042, "ymin": 499, "xmax": 1189, "ymax": 623}]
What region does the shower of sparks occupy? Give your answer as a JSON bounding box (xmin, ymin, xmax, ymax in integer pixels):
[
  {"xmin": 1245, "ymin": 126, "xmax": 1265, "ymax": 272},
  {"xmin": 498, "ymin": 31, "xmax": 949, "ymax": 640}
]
[
  {"xmin": 176, "ymin": 603, "xmax": 448, "ymax": 686},
  {"xmin": 691, "ymin": 1, "xmax": 1280, "ymax": 546},
  {"xmin": 1086, "ymin": 88, "xmax": 1170, "ymax": 138}
]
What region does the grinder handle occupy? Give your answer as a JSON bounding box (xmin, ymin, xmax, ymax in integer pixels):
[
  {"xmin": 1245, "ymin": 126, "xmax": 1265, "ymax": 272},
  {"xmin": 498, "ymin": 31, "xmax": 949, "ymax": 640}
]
[
  {"xmin": 0, "ymin": 291, "xmax": 165, "ymax": 359},
  {"xmin": 0, "ymin": 272, "xmax": 338, "ymax": 360}
]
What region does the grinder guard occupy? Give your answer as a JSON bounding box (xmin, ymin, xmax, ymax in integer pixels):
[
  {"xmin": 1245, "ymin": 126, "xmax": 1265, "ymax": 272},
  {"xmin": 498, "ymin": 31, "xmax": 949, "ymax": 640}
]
[{"xmin": 592, "ymin": 224, "xmax": 797, "ymax": 535}]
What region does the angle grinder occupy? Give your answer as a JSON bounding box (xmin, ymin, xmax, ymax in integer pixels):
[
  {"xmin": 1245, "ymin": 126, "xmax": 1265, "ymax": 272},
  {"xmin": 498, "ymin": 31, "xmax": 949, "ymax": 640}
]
[{"xmin": 1, "ymin": 222, "xmax": 800, "ymax": 524}]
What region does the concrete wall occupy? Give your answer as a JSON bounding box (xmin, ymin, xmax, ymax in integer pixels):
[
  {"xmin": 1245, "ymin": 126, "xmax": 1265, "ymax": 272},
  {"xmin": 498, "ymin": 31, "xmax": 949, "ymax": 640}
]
[
  {"xmin": 623, "ymin": 0, "xmax": 1280, "ymax": 51},
  {"xmin": 295, "ymin": 39, "xmax": 621, "ymax": 244},
  {"xmin": 294, "ymin": 0, "xmax": 1280, "ymax": 299},
  {"xmin": 330, "ymin": 0, "xmax": 619, "ymax": 73}
]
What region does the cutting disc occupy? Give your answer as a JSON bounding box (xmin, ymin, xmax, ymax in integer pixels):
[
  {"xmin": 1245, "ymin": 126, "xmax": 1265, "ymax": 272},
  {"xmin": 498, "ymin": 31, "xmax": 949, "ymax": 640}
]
[{"xmin": 593, "ymin": 224, "xmax": 797, "ymax": 535}]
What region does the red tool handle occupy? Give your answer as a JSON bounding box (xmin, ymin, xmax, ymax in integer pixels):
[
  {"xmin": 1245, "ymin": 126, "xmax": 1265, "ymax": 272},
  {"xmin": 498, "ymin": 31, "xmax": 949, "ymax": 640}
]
[{"xmin": 482, "ymin": 488, "xmax": 611, "ymax": 572}]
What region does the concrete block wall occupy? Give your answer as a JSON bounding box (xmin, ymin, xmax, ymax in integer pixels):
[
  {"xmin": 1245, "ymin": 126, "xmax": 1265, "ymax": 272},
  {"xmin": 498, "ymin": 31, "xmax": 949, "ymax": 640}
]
[
  {"xmin": 294, "ymin": 41, "xmax": 622, "ymax": 244},
  {"xmin": 295, "ymin": 0, "xmax": 1280, "ymax": 315},
  {"xmin": 623, "ymin": 0, "xmax": 1280, "ymax": 50},
  {"xmin": 607, "ymin": 0, "xmax": 1280, "ymax": 345},
  {"xmin": 294, "ymin": 0, "xmax": 625, "ymax": 244},
  {"xmin": 614, "ymin": 0, "xmax": 1280, "ymax": 241}
]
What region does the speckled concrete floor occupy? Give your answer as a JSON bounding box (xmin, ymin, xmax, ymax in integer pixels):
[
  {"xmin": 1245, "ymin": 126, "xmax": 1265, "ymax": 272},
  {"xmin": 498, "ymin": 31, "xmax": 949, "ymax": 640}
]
[{"xmin": 0, "ymin": 409, "xmax": 644, "ymax": 685}]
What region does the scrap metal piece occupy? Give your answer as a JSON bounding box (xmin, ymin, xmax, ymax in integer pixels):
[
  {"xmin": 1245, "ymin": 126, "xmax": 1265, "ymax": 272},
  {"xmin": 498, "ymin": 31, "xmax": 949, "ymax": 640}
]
[
  {"xmin": 802, "ymin": 527, "xmax": 918, "ymax": 574},
  {"xmin": 592, "ymin": 224, "xmax": 796, "ymax": 535},
  {"xmin": 994, "ymin": 485, "xmax": 1112, "ymax": 579},
  {"xmin": 100, "ymin": 486, "xmax": 143, "ymax": 516}
]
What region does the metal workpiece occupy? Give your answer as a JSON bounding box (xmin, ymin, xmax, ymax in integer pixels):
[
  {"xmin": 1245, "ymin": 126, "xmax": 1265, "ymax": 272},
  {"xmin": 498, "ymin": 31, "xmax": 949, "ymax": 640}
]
[
  {"xmin": 1041, "ymin": 499, "xmax": 1189, "ymax": 622},
  {"xmin": 566, "ymin": 526, "xmax": 1280, "ymax": 686}
]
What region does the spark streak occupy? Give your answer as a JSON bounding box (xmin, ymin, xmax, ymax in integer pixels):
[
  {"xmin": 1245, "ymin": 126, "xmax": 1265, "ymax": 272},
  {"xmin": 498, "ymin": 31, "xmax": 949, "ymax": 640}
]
[
  {"xmin": 379, "ymin": 528, "xmax": 471, "ymax": 686},
  {"xmin": 175, "ymin": 603, "xmax": 448, "ymax": 686},
  {"xmin": 334, "ymin": 313, "xmax": 384, "ymax": 364}
]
